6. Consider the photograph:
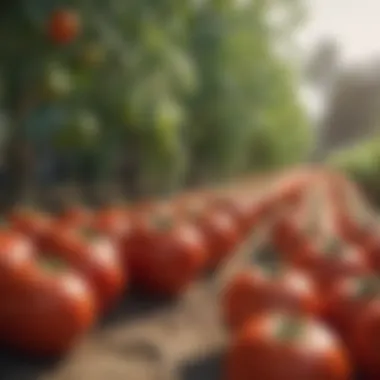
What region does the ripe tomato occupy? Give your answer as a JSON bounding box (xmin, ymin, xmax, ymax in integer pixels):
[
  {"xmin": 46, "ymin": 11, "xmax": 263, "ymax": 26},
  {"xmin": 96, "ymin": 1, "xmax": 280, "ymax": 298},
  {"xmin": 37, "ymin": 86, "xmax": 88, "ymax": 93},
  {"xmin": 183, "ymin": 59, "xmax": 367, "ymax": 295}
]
[
  {"xmin": 57, "ymin": 205, "xmax": 93, "ymax": 229},
  {"xmin": 211, "ymin": 195, "xmax": 253, "ymax": 236},
  {"xmin": 271, "ymin": 191, "xmax": 324, "ymax": 262},
  {"xmin": 327, "ymin": 175, "xmax": 373, "ymax": 244},
  {"xmin": 8, "ymin": 208, "xmax": 53, "ymax": 249},
  {"xmin": 0, "ymin": 234, "xmax": 95, "ymax": 356},
  {"xmin": 92, "ymin": 207, "xmax": 131, "ymax": 243},
  {"xmin": 323, "ymin": 275, "xmax": 380, "ymax": 342},
  {"xmin": 48, "ymin": 9, "xmax": 80, "ymax": 45},
  {"xmin": 222, "ymin": 265, "xmax": 320, "ymax": 332},
  {"xmin": 298, "ymin": 237, "xmax": 370, "ymax": 292},
  {"xmin": 349, "ymin": 300, "xmax": 380, "ymax": 377},
  {"xmin": 192, "ymin": 209, "xmax": 240, "ymax": 270},
  {"xmin": 123, "ymin": 212, "xmax": 207, "ymax": 296},
  {"xmin": 43, "ymin": 226, "xmax": 126, "ymax": 313},
  {"xmin": 225, "ymin": 312, "xmax": 351, "ymax": 380}
]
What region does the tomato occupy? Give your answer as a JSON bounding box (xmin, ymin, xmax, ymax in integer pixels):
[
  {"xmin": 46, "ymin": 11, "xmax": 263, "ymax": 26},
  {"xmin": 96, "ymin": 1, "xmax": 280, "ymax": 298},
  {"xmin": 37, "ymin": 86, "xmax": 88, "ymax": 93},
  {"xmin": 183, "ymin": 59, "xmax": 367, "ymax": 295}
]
[
  {"xmin": 323, "ymin": 275, "xmax": 380, "ymax": 343},
  {"xmin": 0, "ymin": 232, "xmax": 95, "ymax": 356},
  {"xmin": 43, "ymin": 226, "xmax": 126, "ymax": 313},
  {"xmin": 92, "ymin": 207, "xmax": 131, "ymax": 243},
  {"xmin": 271, "ymin": 190, "xmax": 323, "ymax": 261},
  {"xmin": 270, "ymin": 170, "xmax": 312, "ymax": 208},
  {"xmin": 211, "ymin": 196, "xmax": 253, "ymax": 236},
  {"xmin": 222, "ymin": 265, "xmax": 321, "ymax": 332},
  {"xmin": 297, "ymin": 237, "xmax": 370, "ymax": 292},
  {"xmin": 225, "ymin": 312, "xmax": 351, "ymax": 380},
  {"xmin": 48, "ymin": 8, "xmax": 80, "ymax": 45},
  {"xmin": 327, "ymin": 175, "xmax": 372, "ymax": 244},
  {"xmin": 123, "ymin": 212, "xmax": 206, "ymax": 296},
  {"xmin": 8, "ymin": 208, "xmax": 53, "ymax": 249},
  {"xmin": 192, "ymin": 209, "xmax": 240, "ymax": 270},
  {"xmin": 349, "ymin": 300, "xmax": 380, "ymax": 377},
  {"xmin": 58, "ymin": 205, "xmax": 93, "ymax": 229}
]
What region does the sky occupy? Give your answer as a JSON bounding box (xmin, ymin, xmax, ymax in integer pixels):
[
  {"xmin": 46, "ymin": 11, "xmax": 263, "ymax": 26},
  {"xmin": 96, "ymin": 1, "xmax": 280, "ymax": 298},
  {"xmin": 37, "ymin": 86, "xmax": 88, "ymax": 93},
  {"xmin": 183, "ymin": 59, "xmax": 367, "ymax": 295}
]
[
  {"xmin": 297, "ymin": 0, "xmax": 380, "ymax": 121},
  {"xmin": 298, "ymin": 0, "xmax": 380, "ymax": 64}
]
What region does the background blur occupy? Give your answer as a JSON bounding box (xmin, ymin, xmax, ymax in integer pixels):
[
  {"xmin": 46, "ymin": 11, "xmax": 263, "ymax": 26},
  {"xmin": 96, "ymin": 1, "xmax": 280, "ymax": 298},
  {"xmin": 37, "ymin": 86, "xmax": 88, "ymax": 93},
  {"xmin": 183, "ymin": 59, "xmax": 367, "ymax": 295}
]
[{"xmin": 0, "ymin": 0, "xmax": 377, "ymax": 209}]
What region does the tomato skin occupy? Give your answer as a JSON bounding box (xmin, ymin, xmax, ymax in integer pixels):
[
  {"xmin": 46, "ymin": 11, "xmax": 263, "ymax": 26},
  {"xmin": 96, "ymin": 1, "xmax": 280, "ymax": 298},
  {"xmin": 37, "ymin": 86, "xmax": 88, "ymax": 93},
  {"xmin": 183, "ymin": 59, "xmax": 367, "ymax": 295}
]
[
  {"xmin": 348, "ymin": 300, "xmax": 380, "ymax": 377},
  {"xmin": 0, "ymin": 232, "xmax": 95, "ymax": 356},
  {"xmin": 211, "ymin": 196, "xmax": 253, "ymax": 236},
  {"xmin": 8, "ymin": 209, "xmax": 53, "ymax": 249},
  {"xmin": 322, "ymin": 276, "xmax": 380, "ymax": 344},
  {"xmin": 225, "ymin": 313, "xmax": 351, "ymax": 380},
  {"xmin": 195, "ymin": 210, "xmax": 241, "ymax": 270},
  {"xmin": 124, "ymin": 214, "xmax": 207, "ymax": 296},
  {"xmin": 293, "ymin": 238, "xmax": 370, "ymax": 292},
  {"xmin": 92, "ymin": 207, "xmax": 131, "ymax": 243},
  {"xmin": 43, "ymin": 226, "xmax": 126, "ymax": 313},
  {"xmin": 359, "ymin": 229, "xmax": 380, "ymax": 272},
  {"xmin": 57, "ymin": 206, "xmax": 93, "ymax": 230},
  {"xmin": 222, "ymin": 266, "xmax": 320, "ymax": 332},
  {"xmin": 48, "ymin": 9, "xmax": 80, "ymax": 45}
]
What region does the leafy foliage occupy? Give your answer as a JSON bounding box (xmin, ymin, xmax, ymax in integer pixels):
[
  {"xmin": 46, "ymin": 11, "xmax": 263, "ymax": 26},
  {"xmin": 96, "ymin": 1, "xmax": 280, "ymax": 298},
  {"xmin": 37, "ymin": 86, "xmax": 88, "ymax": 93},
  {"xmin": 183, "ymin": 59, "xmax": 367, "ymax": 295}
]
[{"xmin": 0, "ymin": 0, "xmax": 310, "ymax": 197}]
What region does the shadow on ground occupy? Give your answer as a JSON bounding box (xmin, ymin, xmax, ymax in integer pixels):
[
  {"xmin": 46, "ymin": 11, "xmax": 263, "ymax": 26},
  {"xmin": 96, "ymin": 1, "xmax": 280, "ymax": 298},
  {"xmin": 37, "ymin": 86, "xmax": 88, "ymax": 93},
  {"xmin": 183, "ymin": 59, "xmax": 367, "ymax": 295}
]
[
  {"xmin": 179, "ymin": 349, "xmax": 224, "ymax": 380},
  {"xmin": 0, "ymin": 348, "xmax": 62, "ymax": 380},
  {"xmin": 99, "ymin": 286, "xmax": 179, "ymax": 328}
]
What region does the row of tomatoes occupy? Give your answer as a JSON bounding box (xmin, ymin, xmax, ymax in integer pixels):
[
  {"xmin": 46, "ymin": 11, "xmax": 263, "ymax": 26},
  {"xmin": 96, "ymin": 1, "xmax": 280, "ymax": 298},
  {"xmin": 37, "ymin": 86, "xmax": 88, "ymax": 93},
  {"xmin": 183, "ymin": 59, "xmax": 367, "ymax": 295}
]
[
  {"xmin": 222, "ymin": 169, "xmax": 380, "ymax": 380},
  {"xmin": 0, "ymin": 172, "xmax": 304, "ymax": 357}
]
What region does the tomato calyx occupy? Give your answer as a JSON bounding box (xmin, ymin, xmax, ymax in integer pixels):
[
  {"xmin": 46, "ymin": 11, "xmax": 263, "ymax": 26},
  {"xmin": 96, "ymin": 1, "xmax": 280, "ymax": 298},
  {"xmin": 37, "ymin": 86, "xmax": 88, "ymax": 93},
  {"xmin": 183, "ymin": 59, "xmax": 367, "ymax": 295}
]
[
  {"xmin": 79, "ymin": 227, "xmax": 100, "ymax": 241},
  {"xmin": 273, "ymin": 314, "xmax": 305, "ymax": 342},
  {"xmin": 150, "ymin": 213, "xmax": 174, "ymax": 232},
  {"xmin": 322, "ymin": 237, "xmax": 344, "ymax": 258},
  {"xmin": 354, "ymin": 276, "xmax": 380, "ymax": 299},
  {"xmin": 39, "ymin": 255, "xmax": 68, "ymax": 273},
  {"xmin": 261, "ymin": 262, "xmax": 284, "ymax": 280}
]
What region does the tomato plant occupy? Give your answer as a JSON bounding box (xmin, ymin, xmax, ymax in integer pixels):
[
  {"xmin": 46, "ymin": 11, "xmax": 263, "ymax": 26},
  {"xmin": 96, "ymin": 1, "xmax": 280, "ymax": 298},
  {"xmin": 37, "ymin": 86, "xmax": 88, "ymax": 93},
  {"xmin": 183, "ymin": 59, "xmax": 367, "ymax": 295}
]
[
  {"xmin": 222, "ymin": 265, "xmax": 320, "ymax": 332},
  {"xmin": 225, "ymin": 312, "xmax": 351, "ymax": 380}
]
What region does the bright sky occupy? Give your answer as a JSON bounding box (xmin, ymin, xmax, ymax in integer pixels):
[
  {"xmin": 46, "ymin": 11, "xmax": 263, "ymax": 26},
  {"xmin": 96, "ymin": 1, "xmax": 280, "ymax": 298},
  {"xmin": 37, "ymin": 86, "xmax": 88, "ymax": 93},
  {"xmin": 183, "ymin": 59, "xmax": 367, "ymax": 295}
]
[{"xmin": 299, "ymin": 0, "xmax": 380, "ymax": 63}]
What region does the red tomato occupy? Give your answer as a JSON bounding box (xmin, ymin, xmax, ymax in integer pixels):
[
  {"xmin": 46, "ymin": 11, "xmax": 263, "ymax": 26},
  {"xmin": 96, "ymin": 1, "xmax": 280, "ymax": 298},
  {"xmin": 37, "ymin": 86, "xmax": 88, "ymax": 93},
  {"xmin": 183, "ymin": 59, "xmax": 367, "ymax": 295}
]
[
  {"xmin": 48, "ymin": 9, "xmax": 80, "ymax": 45},
  {"xmin": 297, "ymin": 238, "xmax": 370, "ymax": 292},
  {"xmin": 123, "ymin": 212, "xmax": 207, "ymax": 296},
  {"xmin": 225, "ymin": 312, "xmax": 351, "ymax": 380},
  {"xmin": 222, "ymin": 265, "xmax": 321, "ymax": 332},
  {"xmin": 211, "ymin": 196, "xmax": 253, "ymax": 236},
  {"xmin": 0, "ymin": 231, "xmax": 95, "ymax": 356},
  {"xmin": 327, "ymin": 175, "xmax": 373, "ymax": 244},
  {"xmin": 92, "ymin": 207, "xmax": 131, "ymax": 243},
  {"xmin": 323, "ymin": 275, "xmax": 380, "ymax": 342},
  {"xmin": 58, "ymin": 205, "xmax": 93, "ymax": 229},
  {"xmin": 349, "ymin": 300, "xmax": 380, "ymax": 377},
  {"xmin": 193, "ymin": 209, "xmax": 240, "ymax": 270},
  {"xmin": 43, "ymin": 226, "xmax": 126, "ymax": 313},
  {"xmin": 8, "ymin": 208, "xmax": 53, "ymax": 248}
]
